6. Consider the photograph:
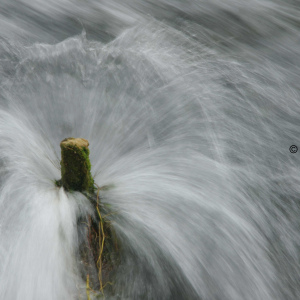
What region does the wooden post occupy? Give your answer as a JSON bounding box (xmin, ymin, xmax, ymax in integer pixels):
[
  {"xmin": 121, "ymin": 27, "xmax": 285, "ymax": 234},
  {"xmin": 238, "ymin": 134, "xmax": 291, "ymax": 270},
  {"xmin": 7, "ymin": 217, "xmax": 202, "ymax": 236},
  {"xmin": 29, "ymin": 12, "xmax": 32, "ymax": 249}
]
[
  {"xmin": 60, "ymin": 137, "xmax": 94, "ymax": 193},
  {"xmin": 58, "ymin": 137, "xmax": 118, "ymax": 294}
]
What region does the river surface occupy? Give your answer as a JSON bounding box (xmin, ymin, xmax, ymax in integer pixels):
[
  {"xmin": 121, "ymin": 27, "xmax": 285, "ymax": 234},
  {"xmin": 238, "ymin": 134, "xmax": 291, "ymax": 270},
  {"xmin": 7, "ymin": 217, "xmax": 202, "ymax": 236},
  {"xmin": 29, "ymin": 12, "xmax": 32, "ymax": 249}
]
[{"xmin": 0, "ymin": 1, "xmax": 300, "ymax": 299}]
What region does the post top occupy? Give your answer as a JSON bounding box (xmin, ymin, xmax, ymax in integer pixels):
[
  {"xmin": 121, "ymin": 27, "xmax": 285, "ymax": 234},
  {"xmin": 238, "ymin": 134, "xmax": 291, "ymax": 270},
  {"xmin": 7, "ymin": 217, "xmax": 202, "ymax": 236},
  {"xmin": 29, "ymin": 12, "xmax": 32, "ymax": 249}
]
[{"xmin": 60, "ymin": 137, "xmax": 89, "ymax": 148}]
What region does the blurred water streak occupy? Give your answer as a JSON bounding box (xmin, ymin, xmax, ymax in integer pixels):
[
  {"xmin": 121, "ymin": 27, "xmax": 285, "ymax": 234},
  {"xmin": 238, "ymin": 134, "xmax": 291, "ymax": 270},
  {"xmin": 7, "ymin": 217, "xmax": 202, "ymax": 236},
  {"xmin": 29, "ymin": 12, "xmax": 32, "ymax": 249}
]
[{"xmin": 0, "ymin": 1, "xmax": 300, "ymax": 299}]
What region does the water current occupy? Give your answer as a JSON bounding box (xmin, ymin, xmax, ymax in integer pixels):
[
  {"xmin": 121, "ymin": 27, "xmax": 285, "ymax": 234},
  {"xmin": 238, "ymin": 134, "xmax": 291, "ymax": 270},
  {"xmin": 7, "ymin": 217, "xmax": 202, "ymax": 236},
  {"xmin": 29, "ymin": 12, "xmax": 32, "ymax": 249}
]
[{"xmin": 0, "ymin": 1, "xmax": 300, "ymax": 299}]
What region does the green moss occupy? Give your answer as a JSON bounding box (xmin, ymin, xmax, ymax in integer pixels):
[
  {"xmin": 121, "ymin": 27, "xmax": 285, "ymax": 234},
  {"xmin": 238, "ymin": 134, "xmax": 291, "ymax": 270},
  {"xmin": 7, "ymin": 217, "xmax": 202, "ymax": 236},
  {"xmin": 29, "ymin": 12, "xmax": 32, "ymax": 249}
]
[
  {"xmin": 60, "ymin": 138, "xmax": 95, "ymax": 193},
  {"xmin": 55, "ymin": 179, "xmax": 62, "ymax": 187}
]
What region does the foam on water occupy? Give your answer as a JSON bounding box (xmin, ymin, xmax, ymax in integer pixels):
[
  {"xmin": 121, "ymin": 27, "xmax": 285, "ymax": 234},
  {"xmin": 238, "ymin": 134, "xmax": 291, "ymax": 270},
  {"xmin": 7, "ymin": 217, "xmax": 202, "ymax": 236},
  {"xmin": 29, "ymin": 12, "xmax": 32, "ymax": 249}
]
[{"xmin": 0, "ymin": 1, "xmax": 300, "ymax": 299}]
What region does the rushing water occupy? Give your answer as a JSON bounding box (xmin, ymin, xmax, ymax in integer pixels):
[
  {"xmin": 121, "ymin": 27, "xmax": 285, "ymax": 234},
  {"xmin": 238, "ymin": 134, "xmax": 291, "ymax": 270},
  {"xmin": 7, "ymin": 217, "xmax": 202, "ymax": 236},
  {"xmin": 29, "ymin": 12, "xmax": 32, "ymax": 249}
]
[{"xmin": 1, "ymin": 0, "xmax": 300, "ymax": 299}]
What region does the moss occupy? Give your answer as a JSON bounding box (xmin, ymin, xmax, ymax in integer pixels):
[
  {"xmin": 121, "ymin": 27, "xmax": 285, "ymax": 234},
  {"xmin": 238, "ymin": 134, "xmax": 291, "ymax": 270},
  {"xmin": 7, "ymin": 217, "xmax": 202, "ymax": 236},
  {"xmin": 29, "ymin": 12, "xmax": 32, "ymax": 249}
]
[
  {"xmin": 55, "ymin": 179, "xmax": 62, "ymax": 187},
  {"xmin": 60, "ymin": 138, "xmax": 95, "ymax": 193}
]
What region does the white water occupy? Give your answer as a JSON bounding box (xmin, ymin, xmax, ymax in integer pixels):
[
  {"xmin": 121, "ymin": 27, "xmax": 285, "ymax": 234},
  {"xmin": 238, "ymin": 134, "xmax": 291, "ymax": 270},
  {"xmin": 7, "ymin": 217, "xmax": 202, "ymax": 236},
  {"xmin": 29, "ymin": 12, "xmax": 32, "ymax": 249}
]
[{"xmin": 0, "ymin": 1, "xmax": 300, "ymax": 299}]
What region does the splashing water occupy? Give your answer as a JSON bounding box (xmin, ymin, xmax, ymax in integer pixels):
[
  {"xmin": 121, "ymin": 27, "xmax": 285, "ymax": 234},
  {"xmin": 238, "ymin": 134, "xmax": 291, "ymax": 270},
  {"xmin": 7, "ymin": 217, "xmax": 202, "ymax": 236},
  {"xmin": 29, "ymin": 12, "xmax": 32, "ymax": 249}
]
[{"xmin": 1, "ymin": 0, "xmax": 300, "ymax": 299}]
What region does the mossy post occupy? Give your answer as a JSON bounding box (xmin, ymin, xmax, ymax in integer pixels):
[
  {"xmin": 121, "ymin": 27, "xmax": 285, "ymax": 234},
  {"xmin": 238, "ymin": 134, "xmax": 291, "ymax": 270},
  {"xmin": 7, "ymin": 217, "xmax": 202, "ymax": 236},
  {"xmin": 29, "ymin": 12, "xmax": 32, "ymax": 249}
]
[
  {"xmin": 60, "ymin": 137, "xmax": 94, "ymax": 193},
  {"xmin": 59, "ymin": 138, "xmax": 119, "ymax": 294}
]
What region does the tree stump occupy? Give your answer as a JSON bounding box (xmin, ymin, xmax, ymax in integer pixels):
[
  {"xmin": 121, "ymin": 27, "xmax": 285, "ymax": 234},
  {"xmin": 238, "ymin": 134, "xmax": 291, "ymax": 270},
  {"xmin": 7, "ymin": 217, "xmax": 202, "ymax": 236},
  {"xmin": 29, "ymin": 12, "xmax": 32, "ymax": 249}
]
[
  {"xmin": 57, "ymin": 137, "xmax": 119, "ymax": 297},
  {"xmin": 60, "ymin": 138, "xmax": 94, "ymax": 193}
]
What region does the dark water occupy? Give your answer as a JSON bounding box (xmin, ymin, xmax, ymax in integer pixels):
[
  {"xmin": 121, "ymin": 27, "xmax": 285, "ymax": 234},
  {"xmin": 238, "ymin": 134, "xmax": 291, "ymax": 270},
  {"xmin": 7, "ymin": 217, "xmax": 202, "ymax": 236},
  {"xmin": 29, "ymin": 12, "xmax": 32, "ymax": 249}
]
[{"xmin": 0, "ymin": 1, "xmax": 300, "ymax": 299}]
